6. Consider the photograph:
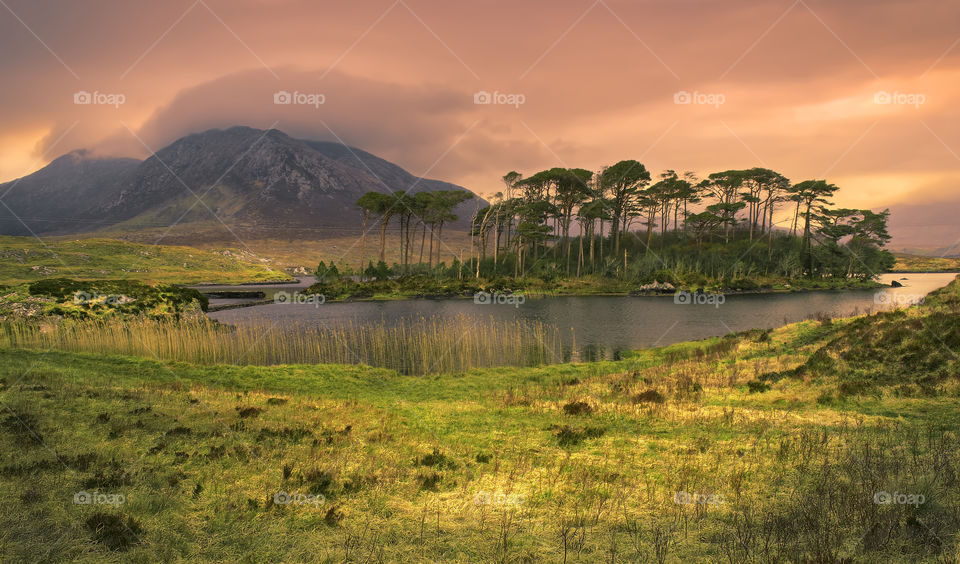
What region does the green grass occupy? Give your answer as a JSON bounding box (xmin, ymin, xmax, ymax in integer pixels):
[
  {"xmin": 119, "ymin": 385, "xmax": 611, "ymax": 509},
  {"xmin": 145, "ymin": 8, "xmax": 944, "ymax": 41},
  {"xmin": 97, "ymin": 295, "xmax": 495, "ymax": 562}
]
[
  {"xmin": 1, "ymin": 279, "xmax": 958, "ymax": 562},
  {"xmin": 0, "ymin": 236, "xmax": 292, "ymax": 285},
  {"xmin": 893, "ymin": 252, "xmax": 960, "ymax": 273}
]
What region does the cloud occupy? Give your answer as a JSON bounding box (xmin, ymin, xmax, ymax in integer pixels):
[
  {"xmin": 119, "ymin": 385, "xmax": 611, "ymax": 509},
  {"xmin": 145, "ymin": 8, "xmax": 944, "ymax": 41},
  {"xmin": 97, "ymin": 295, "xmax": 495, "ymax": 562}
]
[{"xmin": 1, "ymin": 0, "xmax": 959, "ymax": 246}]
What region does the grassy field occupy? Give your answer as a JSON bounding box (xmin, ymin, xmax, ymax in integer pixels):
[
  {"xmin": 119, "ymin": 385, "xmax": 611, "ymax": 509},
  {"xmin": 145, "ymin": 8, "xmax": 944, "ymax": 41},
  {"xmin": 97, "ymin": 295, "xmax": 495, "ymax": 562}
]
[
  {"xmin": 101, "ymin": 223, "xmax": 475, "ymax": 273},
  {"xmin": 1, "ymin": 315, "xmax": 563, "ymax": 374},
  {"xmin": 1, "ymin": 278, "xmax": 958, "ymax": 561},
  {"xmin": 893, "ymin": 252, "xmax": 960, "ymax": 273},
  {"xmin": 0, "ymin": 236, "xmax": 292, "ymax": 285}
]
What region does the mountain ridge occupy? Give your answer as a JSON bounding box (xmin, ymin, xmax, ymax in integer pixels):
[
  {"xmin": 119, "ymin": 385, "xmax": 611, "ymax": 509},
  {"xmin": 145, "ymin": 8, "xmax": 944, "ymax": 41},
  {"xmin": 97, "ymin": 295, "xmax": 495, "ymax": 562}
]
[{"xmin": 0, "ymin": 126, "xmax": 484, "ymax": 241}]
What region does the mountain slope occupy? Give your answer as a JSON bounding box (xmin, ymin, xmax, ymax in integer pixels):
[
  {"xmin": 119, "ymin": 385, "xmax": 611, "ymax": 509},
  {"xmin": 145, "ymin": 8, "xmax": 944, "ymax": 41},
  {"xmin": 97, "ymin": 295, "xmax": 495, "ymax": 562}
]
[
  {"xmin": 0, "ymin": 151, "xmax": 139, "ymax": 236},
  {"xmin": 0, "ymin": 127, "xmax": 483, "ymax": 241},
  {"xmin": 0, "ymin": 236, "xmax": 291, "ymax": 285}
]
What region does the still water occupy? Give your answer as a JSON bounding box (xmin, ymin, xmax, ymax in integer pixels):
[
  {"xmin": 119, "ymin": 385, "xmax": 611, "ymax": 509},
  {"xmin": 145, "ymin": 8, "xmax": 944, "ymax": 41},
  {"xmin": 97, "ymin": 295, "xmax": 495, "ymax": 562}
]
[{"xmin": 204, "ymin": 273, "xmax": 956, "ymax": 358}]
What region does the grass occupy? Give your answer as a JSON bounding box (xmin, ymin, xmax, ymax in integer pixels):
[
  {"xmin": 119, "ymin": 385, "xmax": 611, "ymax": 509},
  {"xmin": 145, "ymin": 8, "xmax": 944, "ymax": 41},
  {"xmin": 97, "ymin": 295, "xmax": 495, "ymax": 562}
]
[
  {"xmin": 1, "ymin": 314, "xmax": 563, "ymax": 375},
  {"xmin": 0, "ymin": 278, "xmax": 958, "ymax": 561},
  {"xmin": 893, "ymin": 252, "xmax": 960, "ymax": 273},
  {"xmin": 0, "ymin": 236, "xmax": 292, "ymax": 285},
  {"xmin": 0, "ymin": 278, "xmax": 208, "ymax": 321},
  {"xmin": 101, "ymin": 224, "xmax": 475, "ymax": 272}
]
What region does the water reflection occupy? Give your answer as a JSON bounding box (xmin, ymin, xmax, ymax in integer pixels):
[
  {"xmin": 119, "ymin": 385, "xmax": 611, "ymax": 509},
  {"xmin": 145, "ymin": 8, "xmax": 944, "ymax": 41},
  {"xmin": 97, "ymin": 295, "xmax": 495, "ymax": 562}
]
[{"xmin": 206, "ymin": 273, "xmax": 957, "ymax": 357}]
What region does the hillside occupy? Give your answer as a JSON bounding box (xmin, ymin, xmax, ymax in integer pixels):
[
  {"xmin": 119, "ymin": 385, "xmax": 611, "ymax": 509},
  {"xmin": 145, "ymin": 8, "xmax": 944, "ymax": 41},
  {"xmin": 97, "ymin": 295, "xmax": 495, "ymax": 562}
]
[
  {"xmin": 0, "ymin": 237, "xmax": 290, "ymax": 285},
  {"xmin": 893, "ymin": 252, "xmax": 960, "ymax": 272},
  {"xmin": 0, "ymin": 127, "xmax": 484, "ymax": 243},
  {"xmin": 0, "ymin": 277, "xmax": 957, "ymax": 561}
]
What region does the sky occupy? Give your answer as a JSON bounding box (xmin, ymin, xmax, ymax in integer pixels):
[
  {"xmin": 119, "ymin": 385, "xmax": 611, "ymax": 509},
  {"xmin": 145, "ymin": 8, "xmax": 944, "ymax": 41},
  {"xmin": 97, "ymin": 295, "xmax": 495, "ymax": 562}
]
[{"xmin": 1, "ymin": 0, "xmax": 958, "ymax": 247}]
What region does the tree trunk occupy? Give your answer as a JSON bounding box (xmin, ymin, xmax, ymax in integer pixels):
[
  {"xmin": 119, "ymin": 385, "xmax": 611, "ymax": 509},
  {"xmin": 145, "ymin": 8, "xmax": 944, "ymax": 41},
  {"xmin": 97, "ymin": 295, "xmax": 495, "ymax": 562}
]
[
  {"xmin": 378, "ymin": 219, "xmax": 388, "ymax": 262},
  {"xmin": 359, "ymin": 210, "xmax": 369, "ymax": 275},
  {"xmin": 419, "ymin": 222, "xmax": 426, "ymax": 265}
]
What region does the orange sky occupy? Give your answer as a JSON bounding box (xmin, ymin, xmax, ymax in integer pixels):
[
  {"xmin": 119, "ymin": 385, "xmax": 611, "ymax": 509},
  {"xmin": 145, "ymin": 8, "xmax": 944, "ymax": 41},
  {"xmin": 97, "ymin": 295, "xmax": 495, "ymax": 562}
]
[{"xmin": 1, "ymin": 0, "xmax": 959, "ymax": 245}]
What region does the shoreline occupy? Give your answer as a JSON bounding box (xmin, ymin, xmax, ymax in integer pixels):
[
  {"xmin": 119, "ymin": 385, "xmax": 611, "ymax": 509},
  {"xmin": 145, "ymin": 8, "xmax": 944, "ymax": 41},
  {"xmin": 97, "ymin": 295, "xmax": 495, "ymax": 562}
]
[{"xmin": 204, "ymin": 280, "xmax": 894, "ymax": 312}]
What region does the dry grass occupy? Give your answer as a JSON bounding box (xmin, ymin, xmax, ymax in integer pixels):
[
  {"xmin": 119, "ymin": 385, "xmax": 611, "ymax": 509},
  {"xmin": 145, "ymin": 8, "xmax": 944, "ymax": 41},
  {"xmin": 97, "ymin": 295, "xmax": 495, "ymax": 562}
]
[{"xmin": 1, "ymin": 314, "xmax": 562, "ymax": 375}]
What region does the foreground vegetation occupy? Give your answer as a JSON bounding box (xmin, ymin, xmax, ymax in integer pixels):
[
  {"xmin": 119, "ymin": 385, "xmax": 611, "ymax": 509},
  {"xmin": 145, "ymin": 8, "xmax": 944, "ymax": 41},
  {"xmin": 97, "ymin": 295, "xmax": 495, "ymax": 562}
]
[
  {"xmin": 2, "ymin": 314, "xmax": 561, "ymax": 375},
  {"xmin": 0, "ymin": 278, "xmax": 208, "ymax": 322},
  {"xmin": 1, "ymin": 277, "xmax": 957, "ymax": 561},
  {"xmin": 0, "ymin": 236, "xmax": 291, "ymax": 285}
]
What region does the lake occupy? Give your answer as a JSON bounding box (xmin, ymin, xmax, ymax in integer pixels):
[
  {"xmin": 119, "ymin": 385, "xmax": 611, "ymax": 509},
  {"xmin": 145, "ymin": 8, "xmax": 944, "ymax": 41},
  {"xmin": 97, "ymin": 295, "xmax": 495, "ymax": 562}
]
[{"xmin": 203, "ymin": 273, "xmax": 957, "ymax": 360}]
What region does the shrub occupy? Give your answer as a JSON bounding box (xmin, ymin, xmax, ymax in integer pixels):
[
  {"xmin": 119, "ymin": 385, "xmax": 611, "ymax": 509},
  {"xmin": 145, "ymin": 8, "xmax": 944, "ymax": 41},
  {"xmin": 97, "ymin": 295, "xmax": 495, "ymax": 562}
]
[
  {"xmin": 85, "ymin": 512, "xmax": 143, "ymax": 551},
  {"xmin": 562, "ymin": 401, "xmax": 593, "ymax": 416}
]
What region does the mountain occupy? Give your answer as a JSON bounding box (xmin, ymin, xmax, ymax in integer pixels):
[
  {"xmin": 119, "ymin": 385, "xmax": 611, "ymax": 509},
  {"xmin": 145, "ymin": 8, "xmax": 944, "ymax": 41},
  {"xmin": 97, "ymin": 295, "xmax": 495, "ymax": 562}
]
[
  {"xmin": 883, "ymin": 200, "xmax": 960, "ymax": 256},
  {"xmin": 0, "ymin": 151, "xmax": 140, "ymax": 234},
  {"xmin": 0, "ymin": 126, "xmax": 484, "ymax": 241}
]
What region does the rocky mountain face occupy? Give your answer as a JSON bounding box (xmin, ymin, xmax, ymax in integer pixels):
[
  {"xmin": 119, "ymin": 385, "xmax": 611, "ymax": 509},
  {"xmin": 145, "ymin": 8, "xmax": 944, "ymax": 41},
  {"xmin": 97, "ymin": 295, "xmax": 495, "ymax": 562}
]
[
  {"xmin": 0, "ymin": 151, "xmax": 139, "ymax": 235},
  {"xmin": 0, "ymin": 126, "xmax": 483, "ymax": 240}
]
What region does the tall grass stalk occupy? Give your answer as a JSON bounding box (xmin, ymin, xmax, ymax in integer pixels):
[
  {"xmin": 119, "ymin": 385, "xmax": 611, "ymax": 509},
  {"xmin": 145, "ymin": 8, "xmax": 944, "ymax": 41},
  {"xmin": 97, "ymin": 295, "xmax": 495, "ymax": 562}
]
[{"xmin": 0, "ymin": 314, "xmax": 562, "ymax": 375}]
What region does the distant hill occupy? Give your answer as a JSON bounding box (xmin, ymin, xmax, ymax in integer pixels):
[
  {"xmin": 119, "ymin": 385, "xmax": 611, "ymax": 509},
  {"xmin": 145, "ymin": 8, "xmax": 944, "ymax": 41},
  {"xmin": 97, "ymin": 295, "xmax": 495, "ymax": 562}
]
[
  {"xmin": 0, "ymin": 236, "xmax": 291, "ymax": 285},
  {"xmin": 0, "ymin": 126, "xmax": 484, "ymax": 242},
  {"xmin": 892, "ymin": 252, "xmax": 960, "ymax": 273}
]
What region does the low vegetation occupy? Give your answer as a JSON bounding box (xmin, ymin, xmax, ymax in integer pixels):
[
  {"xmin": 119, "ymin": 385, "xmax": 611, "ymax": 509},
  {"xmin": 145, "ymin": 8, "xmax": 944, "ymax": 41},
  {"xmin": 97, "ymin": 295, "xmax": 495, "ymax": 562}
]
[
  {"xmin": 893, "ymin": 252, "xmax": 960, "ymax": 273},
  {"xmin": 0, "ymin": 236, "xmax": 291, "ymax": 285},
  {"xmin": 306, "ymin": 262, "xmax": 882, "ymax": 302},
  {"xmin": 0, "ymin": 277, "xmax": 957, "ymax": 561},
  {"xmin": 1, "ymin": 313, "xmax": 561, "ymax": 375},
  {"xmin": 0, "ymin": 278, "xmax": 207, "ymax": 321}
]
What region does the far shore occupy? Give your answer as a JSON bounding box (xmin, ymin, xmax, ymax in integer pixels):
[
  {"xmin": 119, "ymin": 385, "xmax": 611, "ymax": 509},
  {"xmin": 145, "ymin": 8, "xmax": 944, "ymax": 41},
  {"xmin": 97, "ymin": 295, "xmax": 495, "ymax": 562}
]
[{"xmin": 203, "ymin": 278, "xmax": 903, "ymax": 312}]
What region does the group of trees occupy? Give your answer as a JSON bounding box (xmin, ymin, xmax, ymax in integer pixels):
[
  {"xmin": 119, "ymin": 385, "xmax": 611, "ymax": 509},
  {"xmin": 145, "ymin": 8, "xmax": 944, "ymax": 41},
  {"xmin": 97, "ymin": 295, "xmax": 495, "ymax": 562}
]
[
  {"xmin": 351, "ymin": 163, "xmax": 893, "ymax": 284},
  {"xmin": 467, "ymin": 164, "xmax": 892, "ymax": 280},
  {"xmin": 355, "ymin": 190, "xmax": 473, "ymax": 272}
]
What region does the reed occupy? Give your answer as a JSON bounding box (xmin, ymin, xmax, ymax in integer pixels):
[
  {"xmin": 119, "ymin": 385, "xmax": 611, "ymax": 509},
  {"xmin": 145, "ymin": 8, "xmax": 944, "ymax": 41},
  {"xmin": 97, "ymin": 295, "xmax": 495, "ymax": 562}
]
[{"xmin": 0, "ymin": 314, "xmax": 563, "ymax": 375}]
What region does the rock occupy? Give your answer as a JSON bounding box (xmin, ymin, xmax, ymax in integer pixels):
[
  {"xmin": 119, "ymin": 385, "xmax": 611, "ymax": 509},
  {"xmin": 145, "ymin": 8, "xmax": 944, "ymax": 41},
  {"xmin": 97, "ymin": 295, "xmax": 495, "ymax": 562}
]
[
  {"xmin": 890, "ymin": 280, "xmax": 903, "ymax": 287},
  {"xmin": 632, "ymin": 281, "xmax": 676, "ymax": 295}
]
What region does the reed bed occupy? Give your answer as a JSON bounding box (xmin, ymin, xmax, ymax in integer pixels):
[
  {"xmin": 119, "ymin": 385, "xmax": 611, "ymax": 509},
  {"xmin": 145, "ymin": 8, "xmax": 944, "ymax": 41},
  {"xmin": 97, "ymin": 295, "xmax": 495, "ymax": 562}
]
[{"xmin": 0, "ymin": 314, "xmax": 563, "ymax": 375}]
